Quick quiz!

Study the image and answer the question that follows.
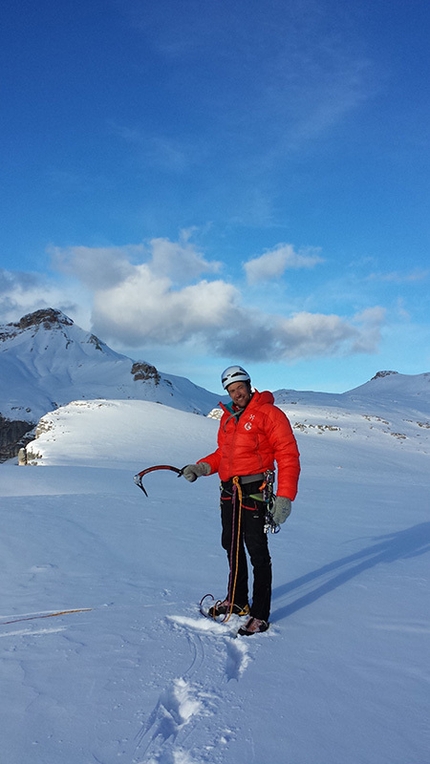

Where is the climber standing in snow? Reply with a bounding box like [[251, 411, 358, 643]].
[[182, 365, 300, 635]]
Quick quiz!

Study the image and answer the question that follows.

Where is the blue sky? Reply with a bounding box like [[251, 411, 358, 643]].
[[1, 0, 429, 394]]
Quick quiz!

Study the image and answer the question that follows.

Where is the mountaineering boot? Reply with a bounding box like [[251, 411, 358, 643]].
[[237, 616, 269, 636], [208, 598, 250, 618]]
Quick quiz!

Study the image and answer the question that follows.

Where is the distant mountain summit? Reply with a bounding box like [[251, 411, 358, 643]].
[[0, 308, 220, 460], [346, 369, 430, 402], [0, 308, 113, 368], [4, 307, 73, 333]]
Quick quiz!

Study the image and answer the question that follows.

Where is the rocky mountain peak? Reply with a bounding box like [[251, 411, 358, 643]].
[[0, 308, 74, 343], [17, 308, 74, 331], [370, 370, 398, 380]]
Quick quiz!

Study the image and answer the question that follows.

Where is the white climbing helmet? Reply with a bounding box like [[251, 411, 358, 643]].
[[221, 365, 251, 390]]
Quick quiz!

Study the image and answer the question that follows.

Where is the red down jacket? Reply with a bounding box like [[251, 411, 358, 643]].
[[199, 390, 300, 500]]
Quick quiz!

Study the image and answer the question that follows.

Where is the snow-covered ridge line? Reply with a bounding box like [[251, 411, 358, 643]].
[[1, 308, 430, 464], [19, 388, 430, 468]]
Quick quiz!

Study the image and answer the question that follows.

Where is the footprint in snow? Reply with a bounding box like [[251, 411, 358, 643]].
[[134, 677, 207, 761]]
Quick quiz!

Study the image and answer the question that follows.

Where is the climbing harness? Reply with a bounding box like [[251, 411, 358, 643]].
[[133, 464, 184, 496]]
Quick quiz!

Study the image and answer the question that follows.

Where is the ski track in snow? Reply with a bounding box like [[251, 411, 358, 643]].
[[0, 626, 67, 638], [133, 614, 259, 764]]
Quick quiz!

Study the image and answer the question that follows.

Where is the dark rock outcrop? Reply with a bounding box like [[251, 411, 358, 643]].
[[131, 361, 161, 385], [0, 416, 35, 462]]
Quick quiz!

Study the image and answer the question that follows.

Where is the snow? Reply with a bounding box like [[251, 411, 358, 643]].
[[1, 382, 430, 764]]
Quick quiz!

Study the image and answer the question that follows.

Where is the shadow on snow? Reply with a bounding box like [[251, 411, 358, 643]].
[[271, 522, 430, 622]]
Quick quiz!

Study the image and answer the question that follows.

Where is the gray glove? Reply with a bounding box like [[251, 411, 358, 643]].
[[182, 462, 211, 482], [270, 496, 292, 525]]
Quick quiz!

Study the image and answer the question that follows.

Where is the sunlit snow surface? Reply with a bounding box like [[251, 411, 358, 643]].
[[1, 379, 429, 764]]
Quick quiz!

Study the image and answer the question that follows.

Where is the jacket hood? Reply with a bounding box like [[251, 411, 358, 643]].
[[255, 389, 275, 405]]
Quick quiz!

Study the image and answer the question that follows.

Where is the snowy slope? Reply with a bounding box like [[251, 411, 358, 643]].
[[0, 308, 220, 422], [0, 383, 429, 764]]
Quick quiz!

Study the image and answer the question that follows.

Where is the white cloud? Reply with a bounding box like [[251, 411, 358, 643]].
[[0, 268, 90, 328], [51, 234, 221, 290], [149, 234, 222, 282], [349, 307, 386, 354], [213, 308, 385, 362], [79, 237, 383, 362], [1, 236, 386, 365], [244, 243, 323, 284], [276, 311, 356, 358], [50, 244, 139, 290], [92, 267, 239, 345]]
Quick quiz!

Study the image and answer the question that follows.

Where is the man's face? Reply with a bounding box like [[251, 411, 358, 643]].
[[227, 381, 252, 408]]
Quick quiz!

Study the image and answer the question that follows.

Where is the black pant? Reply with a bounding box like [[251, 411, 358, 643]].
[[220, 482, 272, 622]]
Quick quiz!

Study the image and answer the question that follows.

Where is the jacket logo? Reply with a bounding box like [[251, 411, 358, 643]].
[[244, 415, 255, 431]]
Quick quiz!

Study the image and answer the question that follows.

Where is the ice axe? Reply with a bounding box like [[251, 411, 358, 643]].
[[133, 464, 184, 496]]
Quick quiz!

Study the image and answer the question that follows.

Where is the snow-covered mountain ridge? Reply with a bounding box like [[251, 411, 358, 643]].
[[22, 385, 430, 468], [271, 370, 430, 458], [2, 309, 430, 423], [2, 308, 430, 464]]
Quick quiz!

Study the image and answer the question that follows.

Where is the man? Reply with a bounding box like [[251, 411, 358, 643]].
[[183, 365, 300, 635]]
